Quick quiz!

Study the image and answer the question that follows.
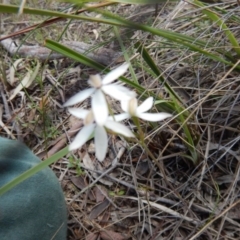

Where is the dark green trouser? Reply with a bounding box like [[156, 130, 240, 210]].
[[0, 137, 67, 240]]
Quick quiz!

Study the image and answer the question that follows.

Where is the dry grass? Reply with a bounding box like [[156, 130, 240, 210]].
[[1, 1, 240, 239]]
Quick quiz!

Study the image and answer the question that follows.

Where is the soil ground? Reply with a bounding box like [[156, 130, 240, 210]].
[[1, 1, 240, 239]]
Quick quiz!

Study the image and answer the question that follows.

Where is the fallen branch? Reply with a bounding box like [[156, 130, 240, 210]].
[[0, 37, 123, 65]]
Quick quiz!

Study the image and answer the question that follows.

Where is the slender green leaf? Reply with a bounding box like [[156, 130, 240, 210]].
[[68, 0, 176, 4], [134, 41, 183, 104], [0, 147, 69, 196], [0, 4, 237, 67], [45, 39, 175, 112], [114, 26, 139, 84], [0, 6, 223, 52], [92, 8, 237, 67], [193, 0, 240, 56], [134, 42, 198, 163]]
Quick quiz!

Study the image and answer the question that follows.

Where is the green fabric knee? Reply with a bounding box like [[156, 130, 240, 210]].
[[0, 137, 67, 240]]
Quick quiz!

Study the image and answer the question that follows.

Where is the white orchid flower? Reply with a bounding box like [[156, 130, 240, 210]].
[[68, 108, 135, 162], [114, 97, 172, 122], [63, 63, 136, 126]]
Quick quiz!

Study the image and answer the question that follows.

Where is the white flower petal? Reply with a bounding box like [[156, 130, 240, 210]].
[[102, 84, 136, 101], [105, 120, 135, 138], [63, 88, 95, 107], [91, 90, 108, 126], [69, 123, 95, 150], [68, 108, 89, 119], [120, 100, 129, 112], [137, 112, 172, 122], [88, 74, 102, 88], [108, 113, 131, 122], [136, 97, 153, 114], [94, 125, 108, 162], [102, 63, 129, 85]]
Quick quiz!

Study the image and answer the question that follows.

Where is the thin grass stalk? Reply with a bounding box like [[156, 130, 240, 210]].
[[0, 147, 69, 196], [1, 4, 238, 69], [193, 0, 240, 56]]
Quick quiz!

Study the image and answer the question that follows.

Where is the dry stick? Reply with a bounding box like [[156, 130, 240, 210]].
[[187, 60, 240, 239], [194, 126, 210, 203], [0, 2, 121, 65], [144, 144, 188, 209], [216, 145, 240, 237], [0, 84, 11, 119], [148, 59, 240, 153], [69, 142, 126, 204], [80, 163, 143, 190], [46, 120, 83, 157], [189, 198, 240, 240], [0, 105, 15, 138], [118, 196, 199, 225], [140, 60, 240, 232], [0, 85, 16, 139], [0, 37, 122, 66], [69, 163, 118, 204], [0, 1, 114, 42]]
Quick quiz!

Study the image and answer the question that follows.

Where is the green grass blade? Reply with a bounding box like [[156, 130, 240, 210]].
[[91, 8, 236, 63], [193, 0, 240, 56], [45, 39, 175, 112], [173, 100, 198, 164], [0, 4, 238, 67], [134, 42, 198, 163], [69, 0, 177, 3], [45, 38, 146, 89], [134, 41, 183, 104], [45, 39, 106, 69], [0, 147, 69, 196], [113, 26, 139, 84]]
